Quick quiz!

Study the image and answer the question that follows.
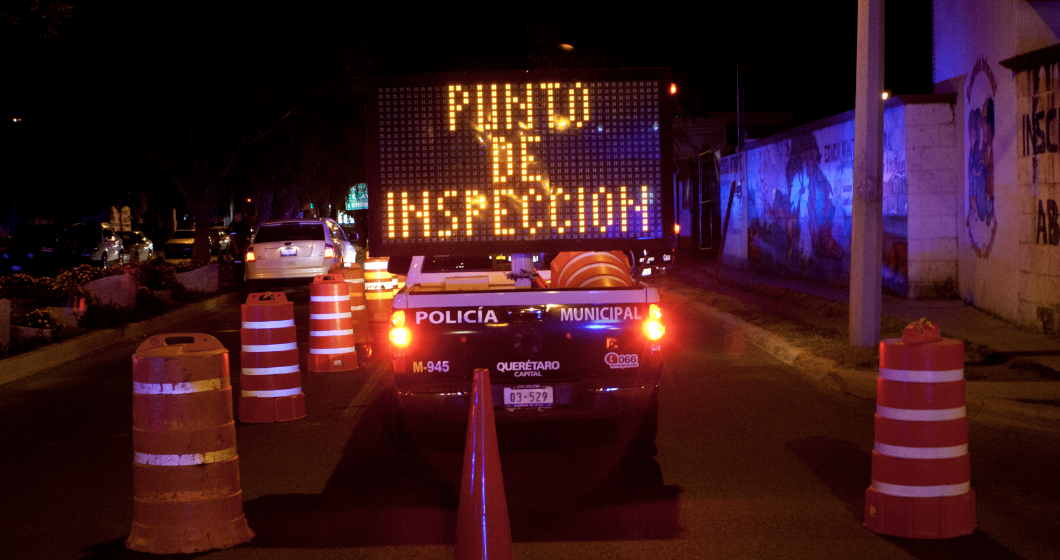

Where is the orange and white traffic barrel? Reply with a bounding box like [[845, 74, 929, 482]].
[[864, 319, 975, 538], [127, 333, 254, 554], [550, 251, 634, 288], [307, 274, 357, 372], [329, 263, 372, 345], [364, 257, 397, 322], [239, 292, 306, 423]]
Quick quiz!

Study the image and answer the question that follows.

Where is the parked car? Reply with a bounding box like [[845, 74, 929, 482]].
[[58, 222, 123, 269], [163, 229, 198, 259], [209, 226, 230, 254], [119, 230, 154, 264], [245, 218, 357, 284], [0, 224, 63, 276]]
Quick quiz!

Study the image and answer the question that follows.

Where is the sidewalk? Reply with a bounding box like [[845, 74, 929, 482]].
[[657, 261, 1060, 430]]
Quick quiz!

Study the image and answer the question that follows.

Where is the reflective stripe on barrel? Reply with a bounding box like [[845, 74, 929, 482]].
[[135, 446, 238, 467]]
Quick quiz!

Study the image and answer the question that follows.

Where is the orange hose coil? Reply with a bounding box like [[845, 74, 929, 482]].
[[550, 251, 634, 288], [307, 274, 358, 372], [127, 333, 254, 554], [239, 292, 306, 423]]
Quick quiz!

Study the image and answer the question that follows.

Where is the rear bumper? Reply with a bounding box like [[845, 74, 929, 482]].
[[244, 260, 336, 281], [396, 381, 658, 422]]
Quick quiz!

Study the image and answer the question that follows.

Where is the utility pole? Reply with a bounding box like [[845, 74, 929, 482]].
[[850, 0, 884, 347]]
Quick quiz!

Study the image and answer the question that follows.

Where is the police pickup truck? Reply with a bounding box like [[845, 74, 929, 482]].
[[366, 68, 674, 444], [386, 252, 665, 437]]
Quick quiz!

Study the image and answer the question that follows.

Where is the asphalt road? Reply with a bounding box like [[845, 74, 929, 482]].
[[0, 286, 1058, 559]]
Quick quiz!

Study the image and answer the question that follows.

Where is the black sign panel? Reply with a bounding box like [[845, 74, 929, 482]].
[[366, 68, 674, 256]]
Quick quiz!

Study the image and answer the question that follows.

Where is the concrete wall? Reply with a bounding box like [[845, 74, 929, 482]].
[[934, 0, 1060, 329], [905, 103, 962, 299], [717, 102, 908, 294], [716, 97, 961, 299], [1014, 62, 1060, 334]]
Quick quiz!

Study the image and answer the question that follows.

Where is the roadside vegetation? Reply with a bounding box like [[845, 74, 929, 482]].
[[0, 257, 232, 358]]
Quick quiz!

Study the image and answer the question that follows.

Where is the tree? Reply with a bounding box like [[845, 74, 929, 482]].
[[0, 0, 75, 38], [122, 5, 375, 261]]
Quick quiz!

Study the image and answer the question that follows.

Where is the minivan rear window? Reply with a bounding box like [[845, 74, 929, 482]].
[[254, 223, 326, 243]]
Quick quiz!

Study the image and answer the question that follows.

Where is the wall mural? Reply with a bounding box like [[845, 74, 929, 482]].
[[745, 114, 908, 294], [966, 56, 998, 258]]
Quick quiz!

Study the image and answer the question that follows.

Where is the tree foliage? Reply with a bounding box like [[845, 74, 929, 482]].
[[0, 0, 74, 38], [125, 6, 371, 260]]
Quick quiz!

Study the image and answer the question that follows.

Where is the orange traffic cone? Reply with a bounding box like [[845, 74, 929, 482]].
[[864, 319, 976, 538], [454, 368, 513, 560], [239, 292, 306, 423], [127, 333, 254, 554]]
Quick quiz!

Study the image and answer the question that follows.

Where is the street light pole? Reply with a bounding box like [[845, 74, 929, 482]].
[[850, 0, 885, 347]]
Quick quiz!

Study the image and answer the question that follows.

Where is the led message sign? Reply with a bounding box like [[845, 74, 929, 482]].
[[366, 69, 673, 256]]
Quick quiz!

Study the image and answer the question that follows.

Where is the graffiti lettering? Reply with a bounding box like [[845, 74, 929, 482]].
[[1038, 199, 1060, 245], [821, 140, 854, 164], [1034, 96, 1046, 155], [1021, 95, 1060, 156]]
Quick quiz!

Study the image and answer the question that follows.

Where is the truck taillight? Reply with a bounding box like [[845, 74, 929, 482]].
[[646, 303, 665, 340], [390, 310, 408, 346]]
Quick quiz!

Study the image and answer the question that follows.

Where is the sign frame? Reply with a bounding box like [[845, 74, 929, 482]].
[[366, 68, 674, 256]]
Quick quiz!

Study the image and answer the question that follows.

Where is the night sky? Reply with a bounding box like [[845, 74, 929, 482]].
[[0, 1, 932, 227]]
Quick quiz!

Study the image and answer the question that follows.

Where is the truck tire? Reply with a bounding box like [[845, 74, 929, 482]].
[[628, 398, 658, 457]]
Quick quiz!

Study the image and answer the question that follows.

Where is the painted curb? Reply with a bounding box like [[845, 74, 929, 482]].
[[693, 298, 1060, 426], [0, 291, 240, 387]]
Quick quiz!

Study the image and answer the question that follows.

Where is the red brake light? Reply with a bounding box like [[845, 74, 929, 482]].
[[390, 327, 408, 346], [324, 244, 336, 259], [646, 304, 665, 340]]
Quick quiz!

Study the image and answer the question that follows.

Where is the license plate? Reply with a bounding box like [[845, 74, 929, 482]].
[[503, 385, 553, 408], [280, 247, 297, 256]]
